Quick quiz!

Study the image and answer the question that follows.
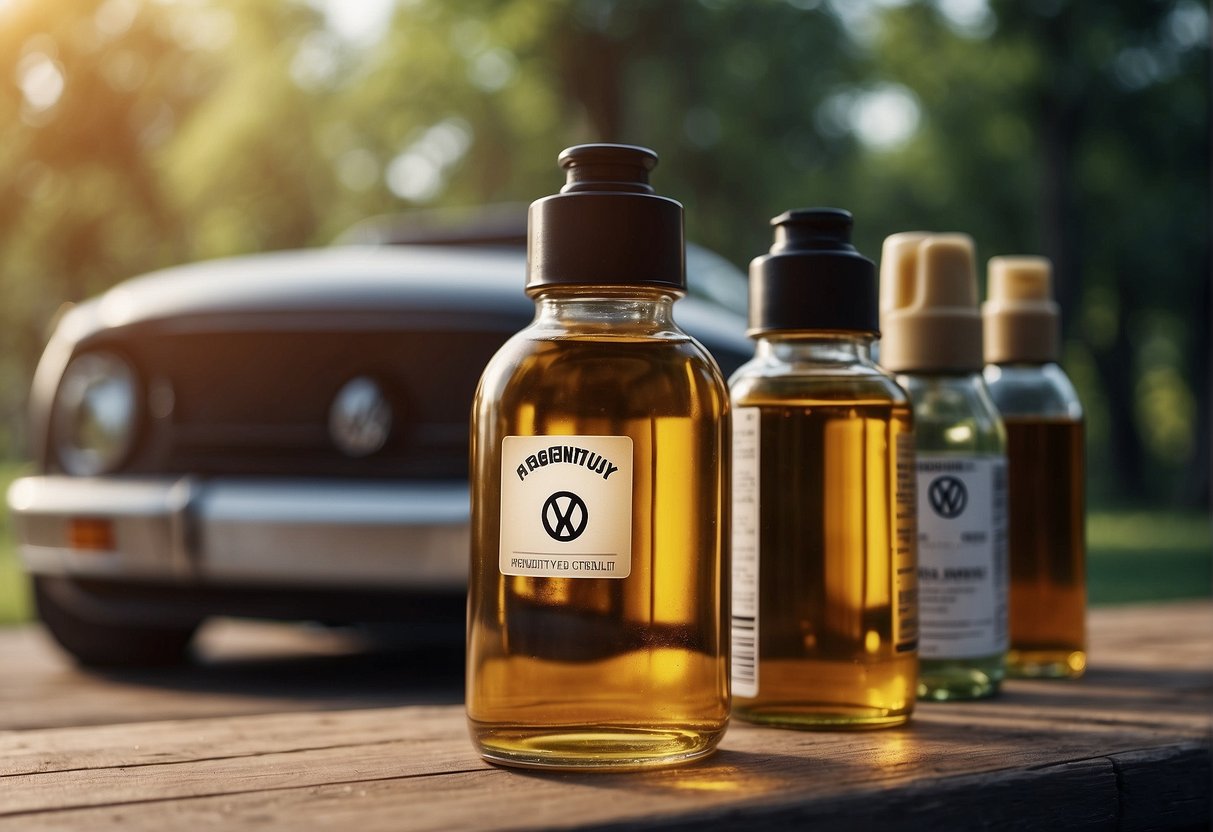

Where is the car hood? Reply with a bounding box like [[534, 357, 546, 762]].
[[55, 244, 748, 346], [58, 246, 533, 341], [29, 244, 752, 469]]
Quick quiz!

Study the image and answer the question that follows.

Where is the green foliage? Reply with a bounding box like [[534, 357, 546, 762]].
[[0, 0, 1206, 509], [161, 0, 338, 257]]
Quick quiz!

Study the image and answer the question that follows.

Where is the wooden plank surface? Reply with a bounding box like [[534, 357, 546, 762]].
[[0, 620, 464, 731], [0, 601, 1209, 830]]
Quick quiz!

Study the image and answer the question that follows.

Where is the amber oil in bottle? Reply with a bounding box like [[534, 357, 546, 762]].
[[880, 233, 1008, 701], [983, 256, 1086, 679], [467, 145, 730, 770], [730, 209, 918, 728]]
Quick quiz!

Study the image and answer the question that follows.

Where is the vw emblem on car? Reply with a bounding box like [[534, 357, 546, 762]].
[[329, 377, 392, 457]]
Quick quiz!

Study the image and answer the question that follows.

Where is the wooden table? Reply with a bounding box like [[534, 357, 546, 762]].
[[1, 601, 1209, 831]]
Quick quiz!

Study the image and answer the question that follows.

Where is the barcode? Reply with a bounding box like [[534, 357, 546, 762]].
[[731, 615, 757, 697], [991, 459, 1009, 649], [894, 431, 919, 648]]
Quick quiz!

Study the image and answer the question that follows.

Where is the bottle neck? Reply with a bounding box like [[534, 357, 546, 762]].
[[754, 333, 877, 367], [531, 287, 681, 336], [899, 370, 986, 390], [990, 360, 1050, 370]]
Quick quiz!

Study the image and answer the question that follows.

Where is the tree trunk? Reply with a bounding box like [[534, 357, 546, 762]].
[[1089, 269, 1148, 501], [1180, 255, 1211, 508], [558, 25, 624, 141]]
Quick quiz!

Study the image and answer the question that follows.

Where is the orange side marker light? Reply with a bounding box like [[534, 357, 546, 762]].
[[68, 518, 115, 552]]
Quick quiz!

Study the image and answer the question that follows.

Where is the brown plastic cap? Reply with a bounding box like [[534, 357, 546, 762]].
[[983, 256, 1060, 364], [879, 233, 983, 373]]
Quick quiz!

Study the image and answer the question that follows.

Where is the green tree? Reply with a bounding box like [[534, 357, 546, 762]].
[[337, 0, 867, 263], [159, 0, 337, 258], [0, 0, 331, 449], [0, 0, 198, 445], [861, 0, 1209, 505]]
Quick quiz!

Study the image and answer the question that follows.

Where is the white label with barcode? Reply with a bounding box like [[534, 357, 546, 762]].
[[915, 454, 1008, 659], [730, 407, 760, 697], [895, 431, 919, 652]]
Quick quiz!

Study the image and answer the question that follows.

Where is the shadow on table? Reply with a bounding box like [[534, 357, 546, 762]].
[[87, 620, 465, 707]]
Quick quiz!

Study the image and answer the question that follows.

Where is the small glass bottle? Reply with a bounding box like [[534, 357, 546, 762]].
[[466, 144, 730, 770], [880, 233, 1008, 701], [982, 256, 1086, 679], [729, 209, 918, 729]]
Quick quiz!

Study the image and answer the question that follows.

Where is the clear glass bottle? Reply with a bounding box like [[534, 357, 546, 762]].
[[466, 144, 730, 770], [880, 233, 1008, 700], [983, 256, 1086, 679], [730, 209, 917, 729]]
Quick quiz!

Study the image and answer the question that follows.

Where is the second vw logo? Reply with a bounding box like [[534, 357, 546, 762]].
[[542, 491, 589, 542], [927, 475, 968, 519]]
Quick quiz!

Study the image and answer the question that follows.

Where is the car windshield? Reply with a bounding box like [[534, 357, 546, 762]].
[[686, 244, 747, 315]]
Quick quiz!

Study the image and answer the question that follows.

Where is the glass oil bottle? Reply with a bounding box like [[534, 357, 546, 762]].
[[729, 209, 918, 729], [466, 144, 730, 770], [982, 256, 1086, 679], [880, 233, 1008, 701]]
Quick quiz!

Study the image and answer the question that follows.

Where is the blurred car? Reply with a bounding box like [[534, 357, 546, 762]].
[[6, 215, 751, 666]]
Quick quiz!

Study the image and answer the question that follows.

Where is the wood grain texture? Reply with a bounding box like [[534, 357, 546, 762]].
[[0, 601, 1208, 831]]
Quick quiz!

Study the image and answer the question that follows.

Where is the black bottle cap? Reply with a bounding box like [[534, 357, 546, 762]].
[[526, 144, 685, 293], [747, 208, 879, 336]]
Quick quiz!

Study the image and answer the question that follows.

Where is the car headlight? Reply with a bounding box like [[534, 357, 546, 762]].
[[52, 351, 139, 476]]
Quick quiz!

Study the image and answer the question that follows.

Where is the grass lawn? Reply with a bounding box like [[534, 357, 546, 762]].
[[1086, 510, 1212, 605], [0, 461, 32, 625], [0, 459, 1208, 625]]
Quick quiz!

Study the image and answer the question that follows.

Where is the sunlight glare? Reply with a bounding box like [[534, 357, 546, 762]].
[[94, 0, 139, 38], [386, 118, 473, 203], [849, 85, 920, 150], [17, 52, 65, 112], [937, 0, 994, 37], [316, 0, 395, 45]]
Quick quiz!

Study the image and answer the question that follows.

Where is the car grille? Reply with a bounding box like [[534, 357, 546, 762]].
[[118, 327, 510, 480]]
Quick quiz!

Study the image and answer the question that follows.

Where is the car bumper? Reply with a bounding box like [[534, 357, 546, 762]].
[[6, 476, 470, 590]]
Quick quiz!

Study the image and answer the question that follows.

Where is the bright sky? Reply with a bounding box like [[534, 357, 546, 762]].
[[316, 0, 396, 44]]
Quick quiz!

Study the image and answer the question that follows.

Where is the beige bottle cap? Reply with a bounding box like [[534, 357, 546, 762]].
[[879, 233, 983, 373], [983, 256, 1060, 364]]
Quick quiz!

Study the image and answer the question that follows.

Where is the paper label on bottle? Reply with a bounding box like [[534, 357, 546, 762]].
[[499, 435, 633, 579], [916, 454, 1008, 659], [730, 407, 760, 697]]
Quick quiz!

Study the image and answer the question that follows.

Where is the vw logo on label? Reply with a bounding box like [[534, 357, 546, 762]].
[[542, 491, 589, 542], [329, 377, 392, 457], [928, 475, 968, 519]]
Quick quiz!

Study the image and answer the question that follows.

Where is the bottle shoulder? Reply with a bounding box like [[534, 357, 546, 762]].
[[730, 356, 909, 408], [897, 372, 1005, 454], [983, 363, 1084, 420], [474, 325, 728, 421]]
